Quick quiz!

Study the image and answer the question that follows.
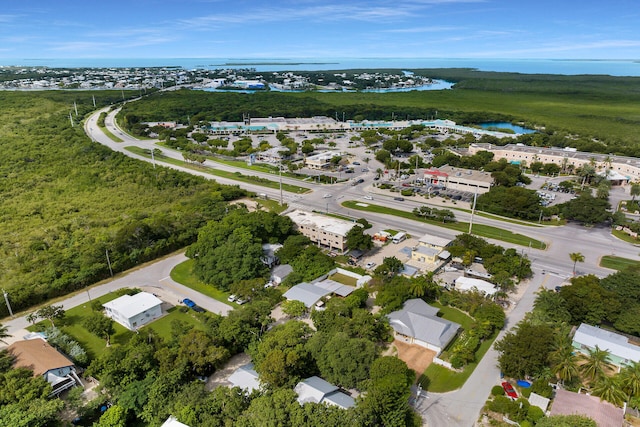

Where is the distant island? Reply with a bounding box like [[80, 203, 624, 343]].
[[213, 62, 339, 66]]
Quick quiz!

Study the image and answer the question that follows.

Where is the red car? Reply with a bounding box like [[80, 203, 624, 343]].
[[502, 382, 518, 399]]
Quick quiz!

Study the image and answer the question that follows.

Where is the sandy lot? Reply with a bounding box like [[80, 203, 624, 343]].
[[392, 339, 436, 379]]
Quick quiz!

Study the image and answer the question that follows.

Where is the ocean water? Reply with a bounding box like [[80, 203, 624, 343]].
[[1, 57, 639, 76]]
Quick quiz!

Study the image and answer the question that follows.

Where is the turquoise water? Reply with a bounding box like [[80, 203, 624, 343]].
[[478, 122, 536, 134], [1, 57, 639, 76]]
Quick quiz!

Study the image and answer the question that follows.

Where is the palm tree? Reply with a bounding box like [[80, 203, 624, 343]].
[[620, 361, 640, 398], [569, 252, 585, 276], [630, 183, 640, 202], [580, 345, 613, 382], [0, 323, 10, 345], [550, 345, 580, 383], [590, 375, 628, 406]]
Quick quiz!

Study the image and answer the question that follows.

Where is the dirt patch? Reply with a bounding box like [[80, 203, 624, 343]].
[[392, 339, 436, 379], [207, 352, 251, 391]]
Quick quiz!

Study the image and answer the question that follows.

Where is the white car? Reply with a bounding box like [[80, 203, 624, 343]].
[[323, 193, 332, 198], [365, 262, 376, 269], [227, 294, 237, 302], [364, 195, 373, 200]]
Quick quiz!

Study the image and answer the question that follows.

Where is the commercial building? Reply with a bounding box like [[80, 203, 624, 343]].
[[304, 151, 343, 170], [468, 143, 640, 184], [103, 292, 163, 331], [286, 210, 357, 252], [424, 166, 493, 194]]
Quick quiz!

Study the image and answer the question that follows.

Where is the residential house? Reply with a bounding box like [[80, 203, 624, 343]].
[[294, 376, 355, 409], [453, 276, 497, 297], [103, 292, 163, 331], [228, 363, 261, 393], [283, 280, 355, 308], [387, 299, 460, 354], [161, 416, 191, 427], [286, 210, 357, 252], [572, 323, 640, 369], [8, 338, 82, 396]]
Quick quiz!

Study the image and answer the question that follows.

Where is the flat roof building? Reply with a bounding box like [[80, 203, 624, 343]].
[[286, 209, 357, 252], [103, 292, 163, 331], [424, 165, 493, 194], [573, 323, 640, 369], [304, 151, 343, 170]]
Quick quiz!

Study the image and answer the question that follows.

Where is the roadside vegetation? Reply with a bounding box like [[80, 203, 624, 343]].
[[0, 91, 248, 317]]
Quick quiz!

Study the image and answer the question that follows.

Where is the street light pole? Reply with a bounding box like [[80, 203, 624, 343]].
[[279, 162, 284, 206], [3, 289, 14, 317], [468, 188, 478, 234]]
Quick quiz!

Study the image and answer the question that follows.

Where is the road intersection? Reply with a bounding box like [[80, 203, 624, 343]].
[[67, 107, 640, 425]]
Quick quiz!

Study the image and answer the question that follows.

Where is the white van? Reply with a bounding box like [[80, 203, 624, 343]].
[[392, 232, 406, 244]]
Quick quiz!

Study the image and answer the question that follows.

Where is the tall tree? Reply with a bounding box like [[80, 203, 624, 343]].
[[631, 183, 640, 202], [620, 361, 640, 398], [35, 305, 65, 327], [590, 375, 628, 406], [549, 341, 579, 384], [0, 324, 10, 345], [580, 345, 613, 383], [569, 252, 585, 275], [83, 313, 115, 346]]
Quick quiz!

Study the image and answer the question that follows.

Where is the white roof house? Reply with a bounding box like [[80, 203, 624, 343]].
[[228, 363, 261, 393], [387, 299, 460, 354], [161, 416, 190, 427], [103, 292, 163, 331], [294, 376, 355, 409], [453, 276, 497, 296], [283, 281, 355, 308], [573, 323, 640, 368]]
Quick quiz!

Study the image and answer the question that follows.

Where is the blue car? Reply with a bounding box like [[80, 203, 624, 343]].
[[182, 298, 196, 308]]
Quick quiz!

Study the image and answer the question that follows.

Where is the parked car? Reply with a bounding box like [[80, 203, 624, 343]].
[[353, 161, 361, 165], [236, 298, 249, 305], [227, 294, 237, 302], [192, 305, 205, 313], [502, 382, 518, 399], [365, 262, 376, 269], [182, 298, 196, 308]]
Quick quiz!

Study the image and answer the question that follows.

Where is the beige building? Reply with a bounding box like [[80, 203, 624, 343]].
[[424, 165, 493, 194], [411, 233, 452, 265], [285, 210, 357, 252], [468, 143, 639, 184], [304, 151, 343, 170]]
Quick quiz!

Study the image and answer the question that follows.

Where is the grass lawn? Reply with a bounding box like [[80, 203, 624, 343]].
[[419, 330, 499, 392], [329, 272, 358, 287], [125, 146, 309, 194], [342, 200, 546, 249], [612, 228, 639, 244], [98, 123, 124, 143], [431, 302, 474, 330], [258, 198, 288, 213], [146, 306, 205, 342], [27, 292, 133, 359], [170, 259, 238, 307], [600, 255, 640, 271]]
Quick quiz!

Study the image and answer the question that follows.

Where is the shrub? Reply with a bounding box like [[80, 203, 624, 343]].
[[527, 405, 544, 423], [491, 385, 505, 396], [45, 327, 88, 366]]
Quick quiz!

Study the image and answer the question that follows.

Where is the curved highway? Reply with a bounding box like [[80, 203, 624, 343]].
[[87, 104, 640, 426]]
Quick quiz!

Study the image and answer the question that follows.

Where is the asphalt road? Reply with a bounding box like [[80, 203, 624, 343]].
[[2, 252, 232, 340], [86, 106, 640, 426]]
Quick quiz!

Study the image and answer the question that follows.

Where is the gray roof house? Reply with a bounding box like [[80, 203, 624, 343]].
[[283, 281, 355, 308], [228, 363, 261, 393], [387, 299, 461, 354], [572, 323, 640, 368], [294, 376, 355, 409]]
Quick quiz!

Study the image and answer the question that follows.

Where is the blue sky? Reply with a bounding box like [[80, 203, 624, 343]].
[[1, 0, 639, 60]]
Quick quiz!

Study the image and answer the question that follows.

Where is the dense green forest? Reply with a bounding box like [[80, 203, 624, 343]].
[[119, 70, 640, 156], [0, 91, 245, 316]]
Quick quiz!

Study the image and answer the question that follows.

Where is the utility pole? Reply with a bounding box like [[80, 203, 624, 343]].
[[73, 101, 78, 116], [69, 111, 74, 127], [3, 289, 13, 317], [151, 149, 156, 169], [106, 249, 114, 277], [92, 95, 96, 107]]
